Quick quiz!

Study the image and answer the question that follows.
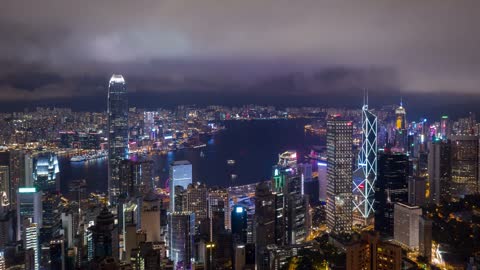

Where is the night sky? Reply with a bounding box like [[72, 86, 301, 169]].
[[1, 1, 479, 116]]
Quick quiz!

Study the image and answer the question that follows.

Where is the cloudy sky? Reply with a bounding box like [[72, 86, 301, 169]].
[[0, 0, 479, 110]]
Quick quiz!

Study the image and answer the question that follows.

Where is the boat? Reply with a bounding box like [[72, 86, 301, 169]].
[[193, 143, 207, 149], [70, 150, 107, 162], [227, 159, 235, 165]]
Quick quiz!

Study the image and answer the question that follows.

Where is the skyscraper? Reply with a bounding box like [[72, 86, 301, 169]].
[[32, 152, 60, 193], [16, 187, 42, 241], [168, 212, 195, 269], [24, 219, 40, 270], [394, 102, 408, 151], [326, 116, 353, 235], [427, 139, 452, 205], [89, 207, 117, 260], [0, 151, 9, 207], [107, 74, 129, 205], [450, 135, 479, 198], [374, 151, 409, 236], [354, 93, 377, 221], [169, 160, 192, 212], [231, 205, 248, 244], [393, 203, 421, 249]]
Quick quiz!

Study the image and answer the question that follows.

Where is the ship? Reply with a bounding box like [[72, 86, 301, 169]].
[[227, 159, 235, 165], [70, 150, 107, 162]]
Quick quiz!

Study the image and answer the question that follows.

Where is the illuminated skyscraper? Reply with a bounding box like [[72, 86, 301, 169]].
[[24, 219, 40, 270], [168, 212, 195, 269], [32, 152, 60, 193], [169, 161, 192, 212], [450, 135, 479, 198], [394, 101, 408, 151], [107, 74, 129, 205], [16, 188, 42, 241], [354, 93, 377, 221], [0, 151, 9, 207], [326, 116, 353, 235]]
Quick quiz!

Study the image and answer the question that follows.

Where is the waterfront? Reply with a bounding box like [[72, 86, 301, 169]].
[[59, 119, 324, 195]]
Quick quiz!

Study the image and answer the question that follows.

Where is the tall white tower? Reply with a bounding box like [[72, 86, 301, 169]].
[[353, 91, 377, 220]]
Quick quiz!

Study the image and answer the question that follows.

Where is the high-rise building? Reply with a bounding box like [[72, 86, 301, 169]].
[[16, 187, 42, 241], [0, 250, 5, 270], [119, 159, 154, 198], [8, 149, 26, 207], [374, 151, 409, 236], [32, 152, 60, 193], [89, 207, 117, 260], [168, 212, 195, 269], [0, 151, 9, 208], [141, 192, 161, 242], [24, 219, 40, 270], [231, 205, 248, 244], [419, 215, 432, 263], [169, 161, 192, 212], [440, 115, 451, 139], [450, 135, 479, 198], [326, 117, 353, 235], [50, 239, 65, 270], [185, 183, 208, 223], [354, 95, 377, 222], [394, 102, 408, 151], [108, 74, 129, 205], [346, 231, 402, 270], [318, 161, 327, 202], [254, 182, 276, 269], [428, 140, 452, 205], [393, 203, 422, 249]]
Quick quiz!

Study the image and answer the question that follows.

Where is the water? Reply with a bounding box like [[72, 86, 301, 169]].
[[59, 119, 324, 195]]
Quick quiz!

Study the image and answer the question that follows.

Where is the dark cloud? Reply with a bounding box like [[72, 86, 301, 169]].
[[0, 0, 479, 103]]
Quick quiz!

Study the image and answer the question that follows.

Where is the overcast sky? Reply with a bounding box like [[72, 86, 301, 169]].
[[0, 0, 479, 104]]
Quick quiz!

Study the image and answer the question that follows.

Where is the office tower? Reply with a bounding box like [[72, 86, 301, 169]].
[[440, 115, 451, 139], [272, 165, 287, 193], [130, 242, 161, 270], [141, 192, 161, 242], [168, 212, 195, 269], [393, 203, 422, 249], [0, 211, 14, 248], [408, 176, 426, 206], [169, 160, 192, 212], [185, 183, 208, 223], [16, 187, 42, 240], [394, 102, 407, 151], [450, 135, 479, 198], [419, 215, 432, 263], [318, 161, 327, 202], [326, 117, 353, 235], [124, 225, 146, 262], [254, 182, 276, 269], [108, 74, 129, 205], [24, 219, 40, 270], [50, 239, 65, 270], [374, 151, 409, 236], [119, 160, 154, 198], [208, 189, 229, 230], [41, 193, 63, 245], [231, 206, 248, 244], [285, 176, 308, 244], [428, 140, 452, 205], [8, 149, 26, 207], [354, 95, 377, 222], [89, 207, 117, 260], [0, 152, 9, 207], [346, 231, 402, 270], [32, 152, 60, 193]]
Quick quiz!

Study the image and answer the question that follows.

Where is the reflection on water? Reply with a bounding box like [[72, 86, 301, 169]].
[[59, 119, 324, 195]]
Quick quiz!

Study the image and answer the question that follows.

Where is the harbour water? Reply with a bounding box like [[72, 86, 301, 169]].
[[59, 119, 324, 195]]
